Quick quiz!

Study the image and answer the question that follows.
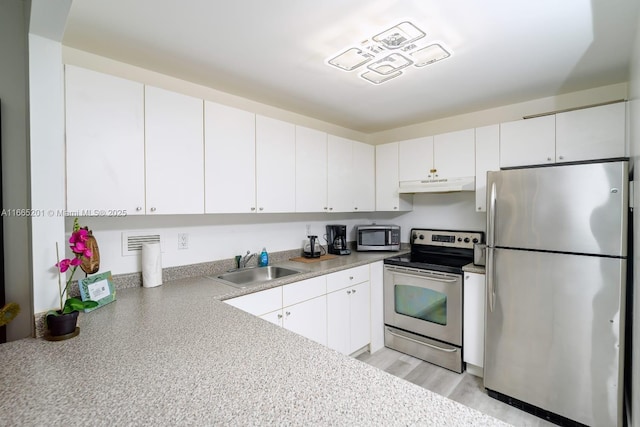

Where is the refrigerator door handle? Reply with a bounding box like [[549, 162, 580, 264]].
[[488, 180, 496, 247], [487, 246, 495, 312]]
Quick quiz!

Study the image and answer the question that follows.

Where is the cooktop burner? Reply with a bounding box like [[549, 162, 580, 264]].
[[384, 228, 484, 274]]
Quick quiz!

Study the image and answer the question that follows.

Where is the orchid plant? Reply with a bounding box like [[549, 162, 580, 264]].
[[49, 218, 98, 316]]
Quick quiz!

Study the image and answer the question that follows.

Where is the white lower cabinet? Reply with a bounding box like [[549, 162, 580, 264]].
[[326, 265, 371, 355], [282, 296, 327, 346], [225, 276, 327, 346], [224, 265, 375, 355], [225, 286, 281, 317], [463, 272, 485, 376]]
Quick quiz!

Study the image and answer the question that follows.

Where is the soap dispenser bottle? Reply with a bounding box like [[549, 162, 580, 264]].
[[259, 247, 269, 267]]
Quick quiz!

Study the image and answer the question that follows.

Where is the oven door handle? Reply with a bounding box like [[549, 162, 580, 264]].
[[386, 328, 458, 353], [386, 269, 458, 283]]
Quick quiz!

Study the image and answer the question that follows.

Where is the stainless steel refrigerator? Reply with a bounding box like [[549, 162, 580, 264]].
[[484, 160, 628, 426]]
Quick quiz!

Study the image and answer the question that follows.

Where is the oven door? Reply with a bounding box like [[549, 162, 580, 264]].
[[383, 265, 462, 346]]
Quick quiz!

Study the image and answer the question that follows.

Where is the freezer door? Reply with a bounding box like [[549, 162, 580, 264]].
[[484, 248, 625, 426], [487, 161, 628, 257]]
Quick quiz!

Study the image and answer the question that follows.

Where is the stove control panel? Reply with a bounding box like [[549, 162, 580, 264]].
[[411, 229, 484, 250]]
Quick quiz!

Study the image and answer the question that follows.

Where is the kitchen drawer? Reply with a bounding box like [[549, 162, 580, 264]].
[[225, 286, 282, 316], [326, 265, 369, 293], [283, 276, 327, 307]]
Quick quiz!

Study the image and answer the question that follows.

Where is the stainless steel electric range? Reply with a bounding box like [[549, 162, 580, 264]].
[[383, 228, 483, 373]]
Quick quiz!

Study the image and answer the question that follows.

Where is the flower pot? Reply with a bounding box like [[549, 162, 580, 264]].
[[45, 310, 80, 340]]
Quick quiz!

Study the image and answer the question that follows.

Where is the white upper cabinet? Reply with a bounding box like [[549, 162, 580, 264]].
[[555, 102, 626, 162], [398, 130, 474, 182], [204, 101, 256, 213], [352, 141, 375, 212], [433, 129, 475, 179], [398, 136, 434, 181], [295, 126, 328, 213], [500, 115, 556, 168], [375, 142, 412, 212], [327, 135, 375, 212], [145, 86, 204, 214], [256, 115, 296, 213], [65, 65, 145, 214], [500, 103, 626, 168], [327, 135, 355, 212], [474, 125, 500, 212]]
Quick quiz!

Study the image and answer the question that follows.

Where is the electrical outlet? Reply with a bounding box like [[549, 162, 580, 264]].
[[178, 233, 189, 250]]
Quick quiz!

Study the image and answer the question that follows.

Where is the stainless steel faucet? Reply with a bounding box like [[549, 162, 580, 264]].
[[239, 250, 256, 269]]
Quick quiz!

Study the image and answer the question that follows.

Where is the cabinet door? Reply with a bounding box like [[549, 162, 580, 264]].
[[376, 142, 413, 212], [352, 141, 375, 212], [295, 126, 328, 212], [500, 115, 555, 167], [556, 102, 626, 163], [398, 136, 434, 181], [256, 115, 296, 213], [368, 261, 385, 353], [376, 142, 399, 211], [204, 101, 256, 213], [474, 125, 500, 212], [283, 295, 327, 346], [327, 135, 354, 212], [65, 65, 145, 214], [433, 129, 475, 179], [224, 286, 282, 316], [327, 288, 351, 354], [349, 281, 371, 353], [463, 272, 485, 370], [260, 309, 283, 327], [145, 86, 204, 214]]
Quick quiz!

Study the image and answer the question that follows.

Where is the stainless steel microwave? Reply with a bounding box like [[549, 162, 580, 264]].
[[356, 224, 401, 251]]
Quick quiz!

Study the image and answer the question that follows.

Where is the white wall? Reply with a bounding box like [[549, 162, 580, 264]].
[[0, 0, 31, 340], [69, 214, 373, 275], [28, 33, 67, 315], [628, 5, 640, 426]]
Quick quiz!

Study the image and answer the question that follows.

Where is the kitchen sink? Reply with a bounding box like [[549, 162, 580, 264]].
[[213, 266, 301, 288]]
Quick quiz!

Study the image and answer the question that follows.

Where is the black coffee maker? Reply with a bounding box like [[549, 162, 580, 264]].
[[326, 224, 351, 255]]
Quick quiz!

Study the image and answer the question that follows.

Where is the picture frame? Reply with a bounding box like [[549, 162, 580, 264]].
[[78, 271, 116, 312]]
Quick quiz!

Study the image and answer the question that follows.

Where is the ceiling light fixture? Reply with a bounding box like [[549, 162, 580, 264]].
[[327, 21, 452, 85]]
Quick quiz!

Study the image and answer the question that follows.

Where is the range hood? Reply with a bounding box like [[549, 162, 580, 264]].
[[398, 176, 475, 193]]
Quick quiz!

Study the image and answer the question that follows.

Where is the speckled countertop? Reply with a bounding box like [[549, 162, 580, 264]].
[[1, 253, 507, 426]]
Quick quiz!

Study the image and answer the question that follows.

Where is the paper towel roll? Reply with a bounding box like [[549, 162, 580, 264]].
[[141, 242, 163, 288]]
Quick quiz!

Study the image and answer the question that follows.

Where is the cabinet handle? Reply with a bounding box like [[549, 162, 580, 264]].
[[478, 207, 482, 211], [347, 290, 351, 295], [352, 289, 356, 294], [250, 207, 256, 211], [259, 207, 264, 211], [558, 155, 564, 160], [150, 207, 156, 212], [324, 207, 328, 210], [277, 314, 283, 319], [349, 276, 354, 280], [354, 207, 358, 210], [136, 206, 142, 212], [547, 157, 552, 161], [329, 207, 333, 211], [393, 206, 397, 210], [285, 311, 291, 316], [430, 168, 437, 173]]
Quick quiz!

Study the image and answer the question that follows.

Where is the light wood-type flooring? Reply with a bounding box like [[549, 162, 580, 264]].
[[356, 347, 555, 426]]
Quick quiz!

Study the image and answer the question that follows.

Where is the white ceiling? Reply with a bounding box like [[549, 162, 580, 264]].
[[62, 0, 640, 133]]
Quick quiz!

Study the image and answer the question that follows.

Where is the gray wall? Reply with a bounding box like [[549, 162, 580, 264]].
[[0, 0, 33, 340]]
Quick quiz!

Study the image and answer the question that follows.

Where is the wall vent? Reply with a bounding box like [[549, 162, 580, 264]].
[[121, 231, 163, 256]]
